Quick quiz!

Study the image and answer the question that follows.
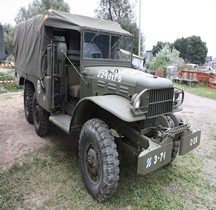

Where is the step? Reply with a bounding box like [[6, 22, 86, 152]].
[[49, 114, 72, 134]]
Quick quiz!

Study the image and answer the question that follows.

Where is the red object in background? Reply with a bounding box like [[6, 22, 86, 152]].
[[208, 78, 216, 89], [0, 63, 13, 67], [155, 69, 164, 77], [178, 70, 216, 90]]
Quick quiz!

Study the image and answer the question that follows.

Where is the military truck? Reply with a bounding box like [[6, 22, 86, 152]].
[[14, 10, 201, 202]]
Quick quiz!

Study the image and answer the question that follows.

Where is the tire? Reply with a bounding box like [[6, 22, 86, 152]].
[[166, 114, 180, 163], [32, 92, 49, 137], [171, 140, 180, 162], [79, 118, 119, 202], [24, 82, 34, 124]]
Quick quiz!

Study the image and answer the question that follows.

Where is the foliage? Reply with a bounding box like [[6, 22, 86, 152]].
[[173, 36, 208, 64], [95, 0, 134, 21], [15, 0, 70, 24], [95, 0, 144, 55], [1, 83, 22, 92], [118, 18, 145, 55], [147, 44, 185, 71], [152, 41, 173, 56], [0, 71, 21, 92], [3, 24, 14, 58], [0, 71, 14, 80]]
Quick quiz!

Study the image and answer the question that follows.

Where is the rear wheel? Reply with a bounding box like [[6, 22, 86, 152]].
[[32, 92, 49, 136], [24, 82, 34, 124], [79, 118, 119, 202]]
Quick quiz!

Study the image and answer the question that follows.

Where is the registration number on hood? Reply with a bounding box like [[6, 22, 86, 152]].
[[97, 71, 122, 82]]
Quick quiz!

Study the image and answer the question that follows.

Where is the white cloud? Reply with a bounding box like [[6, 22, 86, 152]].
[[0, 0, 30, 25], [141, 0, 216, 56]]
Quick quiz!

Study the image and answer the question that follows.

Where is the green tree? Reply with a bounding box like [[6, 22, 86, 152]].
[[15, 0, 70, 24], [95, 0, 144, 55], [173, 36, 208, 64], [118, 18, 144, 55], [152, 41, 173, 56], [3, 24, 14, 58], [172, 37, 187, 60], [146, 44, 185, 71], [95, 0, 134, 21]]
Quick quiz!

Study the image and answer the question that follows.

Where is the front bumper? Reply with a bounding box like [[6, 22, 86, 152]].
[[179, 129, 201, 155], [137, 129, 201, 175]]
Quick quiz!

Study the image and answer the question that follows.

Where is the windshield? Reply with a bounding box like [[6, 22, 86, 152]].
[[83, 31, 133, 61]]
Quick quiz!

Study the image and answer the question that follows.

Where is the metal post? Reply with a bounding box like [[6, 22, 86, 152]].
[[138, 0, 142, 56]]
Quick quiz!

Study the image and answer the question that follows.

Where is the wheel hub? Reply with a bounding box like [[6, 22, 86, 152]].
[[86, 145, 100, 182]]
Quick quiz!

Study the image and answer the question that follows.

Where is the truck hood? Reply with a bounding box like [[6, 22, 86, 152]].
[[83, 66, 173, 90]]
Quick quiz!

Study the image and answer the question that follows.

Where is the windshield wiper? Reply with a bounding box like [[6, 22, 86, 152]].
[[84, 31, 100, 57], [111, 35, 124, 49], [89, 31, 100, 44]]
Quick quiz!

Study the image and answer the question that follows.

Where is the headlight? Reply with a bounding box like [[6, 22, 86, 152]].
[[134, 97, 141, 109], [173, 90, 179, 101], [131, 89, 148, 115], [173, 88, 184, 107], [131, 93, 141, 109]]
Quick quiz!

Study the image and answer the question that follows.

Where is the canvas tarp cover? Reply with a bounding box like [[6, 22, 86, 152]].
[[45, 10, 132, 35], [13, 10, 132, 77], [13, 15, 45, 77]]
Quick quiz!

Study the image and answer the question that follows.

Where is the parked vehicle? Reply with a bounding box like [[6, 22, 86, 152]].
[[14, 10, 201, 202], [165, 65, 178, 81], [0, 24, 5, 61], [186, 63, 198, 69]]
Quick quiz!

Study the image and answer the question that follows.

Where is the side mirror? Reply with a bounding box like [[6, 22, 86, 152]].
[[57, 42, 67, 60]]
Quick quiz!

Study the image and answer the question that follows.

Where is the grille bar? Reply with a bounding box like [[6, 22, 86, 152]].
[[147, 88, 174, 118]]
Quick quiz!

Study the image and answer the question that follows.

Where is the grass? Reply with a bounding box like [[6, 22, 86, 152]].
[[208, 127, 216, 159], [0, 142, 215, 210], [0, 71, 22, 93], [0, 72, 14, 80], [174, 82, 216, 100]]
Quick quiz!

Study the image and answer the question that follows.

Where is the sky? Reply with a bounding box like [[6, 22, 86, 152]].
[[0, 0, 215, 57]]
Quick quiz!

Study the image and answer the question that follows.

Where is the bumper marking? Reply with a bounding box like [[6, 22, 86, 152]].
[[137, 141, 172, 175], [179, 130, 201, 155]]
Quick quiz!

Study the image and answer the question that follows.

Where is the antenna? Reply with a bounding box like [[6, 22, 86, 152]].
[[138, 0, 142, 56]]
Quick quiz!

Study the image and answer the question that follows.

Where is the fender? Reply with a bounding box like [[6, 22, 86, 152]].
[[71, 95, 147, 129]]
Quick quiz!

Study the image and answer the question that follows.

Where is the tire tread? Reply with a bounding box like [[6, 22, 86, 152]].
[[79, 118, 119, 202]]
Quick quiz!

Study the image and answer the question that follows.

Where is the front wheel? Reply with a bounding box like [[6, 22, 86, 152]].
[[79, 118, 119, 202], [32, 92, 49, 137]]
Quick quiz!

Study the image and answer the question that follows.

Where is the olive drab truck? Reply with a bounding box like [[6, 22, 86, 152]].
[[14, 10, 201, 202]]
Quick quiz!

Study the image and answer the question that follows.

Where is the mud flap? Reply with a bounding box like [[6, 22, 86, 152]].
[[137, 141, 173, 175], [179, 130, 201, 155]]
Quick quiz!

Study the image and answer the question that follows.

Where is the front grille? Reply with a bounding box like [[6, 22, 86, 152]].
[[147, 88, 174, 118]]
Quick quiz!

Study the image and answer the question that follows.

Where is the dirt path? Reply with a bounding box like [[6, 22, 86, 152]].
[[180, 92, 216, 185], [0, 92, 48, 170], [182, 92, 216, 157], [0, 90, 215, 177], [0, 91, 74, 171]]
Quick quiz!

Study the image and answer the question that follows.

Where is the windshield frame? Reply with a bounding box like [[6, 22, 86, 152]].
[[82, 30, 133, 63]]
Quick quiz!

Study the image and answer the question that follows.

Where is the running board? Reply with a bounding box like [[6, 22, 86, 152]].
[[49, 114, 71, 134]]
